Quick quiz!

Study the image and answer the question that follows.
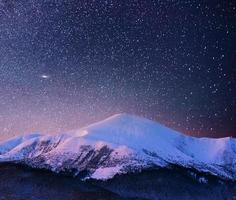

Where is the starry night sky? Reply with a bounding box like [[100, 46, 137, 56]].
[[0, 0, 236, 139]]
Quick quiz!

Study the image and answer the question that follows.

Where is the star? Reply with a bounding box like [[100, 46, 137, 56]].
[[40, 74, 50, 79], [0, 0, 235, 139]]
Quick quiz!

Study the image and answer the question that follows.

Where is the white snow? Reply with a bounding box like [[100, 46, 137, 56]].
[[90, 166, 124, 180], [0, 133, 42, 154], [75, 114, 236, 165], [0, 113, 235, 180], [76, 114, 187, 160]]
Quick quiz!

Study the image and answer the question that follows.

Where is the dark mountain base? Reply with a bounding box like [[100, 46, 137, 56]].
[[0, 163, 137, 200], [0, 163, 235, 200], [93, 167, 236, 200]]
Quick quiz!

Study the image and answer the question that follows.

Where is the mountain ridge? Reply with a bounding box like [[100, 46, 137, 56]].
[[0, 113, 235, 181]]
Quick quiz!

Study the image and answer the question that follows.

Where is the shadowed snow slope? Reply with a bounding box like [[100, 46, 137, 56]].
[[0, 114, 236, 180], [0, 133, 42, 154], [77, 114, 236, 165]]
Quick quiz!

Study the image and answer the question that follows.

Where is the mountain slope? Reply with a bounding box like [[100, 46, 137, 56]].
[[0, 114, 235, 181]]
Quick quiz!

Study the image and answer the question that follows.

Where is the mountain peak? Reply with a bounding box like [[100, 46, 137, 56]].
[[74, 113, 182, 152], [107, 113, 145, 120], [1, 114, 236, 181], [97, 113, 155, 125]]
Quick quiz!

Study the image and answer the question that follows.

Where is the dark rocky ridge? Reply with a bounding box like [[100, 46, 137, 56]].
[[0, 163, 235, 200], [0, 163, 138, 200], [94, 167, 236, 200]]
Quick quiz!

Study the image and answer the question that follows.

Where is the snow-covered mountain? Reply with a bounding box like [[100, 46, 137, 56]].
[[0, 114, 235, 181]]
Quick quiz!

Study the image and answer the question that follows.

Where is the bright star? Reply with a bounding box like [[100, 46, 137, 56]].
[[40, 74, 50, 79]]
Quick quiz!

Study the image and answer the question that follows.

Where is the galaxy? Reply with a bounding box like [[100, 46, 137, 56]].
[[0, 0, 235, 139]]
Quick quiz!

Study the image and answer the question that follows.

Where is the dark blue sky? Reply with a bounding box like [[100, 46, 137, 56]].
[[0, 0, 235, 138]]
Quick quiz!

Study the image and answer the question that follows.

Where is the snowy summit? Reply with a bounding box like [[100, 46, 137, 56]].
[[0, 114, 235, 181]]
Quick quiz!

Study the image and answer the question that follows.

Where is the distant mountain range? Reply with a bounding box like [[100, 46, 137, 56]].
[[0, 113, 236, 181]]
